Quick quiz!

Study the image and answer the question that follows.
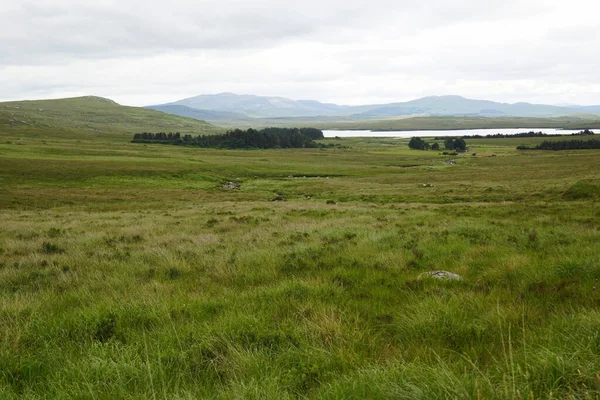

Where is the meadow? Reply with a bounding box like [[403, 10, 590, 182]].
[[1, 125, 600, 399], [213, 115, 600, 131]]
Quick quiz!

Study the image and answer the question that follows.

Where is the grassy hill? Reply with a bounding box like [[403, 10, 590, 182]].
[[316, 115, 600, 131], [203, 114, 600, 131], [0, 96, 222, 138]]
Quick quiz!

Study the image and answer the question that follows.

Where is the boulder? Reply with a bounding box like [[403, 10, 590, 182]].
[[222, 182, 240, 190], [418, 270, 462, 281]]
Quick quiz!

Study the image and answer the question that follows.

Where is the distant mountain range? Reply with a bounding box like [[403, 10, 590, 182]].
[[147, 93, 600, 121]]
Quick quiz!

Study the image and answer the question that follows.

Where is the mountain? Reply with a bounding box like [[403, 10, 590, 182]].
[[147, 104, 250, 121], [355, 96, 573, 117], [149, 93, 600, 120], [577, 105, 600, 114], [0, 96, 220, 136], [158, 92, 351, 118]]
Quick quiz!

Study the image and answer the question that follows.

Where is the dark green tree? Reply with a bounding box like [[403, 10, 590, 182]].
[[454, 138, 467, 151], [409, 137, 426, 150]]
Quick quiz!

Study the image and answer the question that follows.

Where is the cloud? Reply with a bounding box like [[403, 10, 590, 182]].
[[1, 0, 599, 105]]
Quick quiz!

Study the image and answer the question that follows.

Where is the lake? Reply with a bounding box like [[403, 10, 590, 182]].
[[323, 128, 586, 138]]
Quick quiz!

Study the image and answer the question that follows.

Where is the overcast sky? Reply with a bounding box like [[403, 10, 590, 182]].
[[2, 0, 599, 106]]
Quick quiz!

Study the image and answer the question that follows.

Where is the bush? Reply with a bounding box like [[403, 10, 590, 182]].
[[408, 137, 429, 150], [518, 139, 600, 151], [563, 182, 600, 200], [41, 242, 65, 254], [94, 313, 117, 343], [443, 138, 467, 152]]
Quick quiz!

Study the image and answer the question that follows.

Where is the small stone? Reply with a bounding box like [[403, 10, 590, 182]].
[[222, 182, 240, 190], [418, 270, 462, 281]]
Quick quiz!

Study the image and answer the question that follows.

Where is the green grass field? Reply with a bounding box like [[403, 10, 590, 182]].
[[1, 103, 600, 398], [0, 96, 222, 138], [212, 114, 600, 131]]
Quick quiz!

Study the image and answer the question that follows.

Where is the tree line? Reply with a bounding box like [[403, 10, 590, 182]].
[[459, 131, 548, 139], [517, 139, 600, 151], [436, 129, 594, 140], [132, 128, 326, 149], [409, 137, 466, 151]]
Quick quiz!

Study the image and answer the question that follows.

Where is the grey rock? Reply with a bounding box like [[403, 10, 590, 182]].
[[222, 181, 240, 190], [418, 270, 462, 281]]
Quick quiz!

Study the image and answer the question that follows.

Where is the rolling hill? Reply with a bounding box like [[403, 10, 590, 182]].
[[0, 96, 221, 137], [149, 93, 600, 120], [147, 104, 250, 121], [156, 92, 352, 118], [354, 96, 573, 117]]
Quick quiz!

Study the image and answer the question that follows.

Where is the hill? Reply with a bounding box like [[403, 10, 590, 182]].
[[150, 93, 600, 119], [0, 96, 221, 137], [315, 115, 600, 131], [355, 95, 573, 117], [160, 92, 351, 118], [577, 105, 600, 114], [146, 104, 250, 121]]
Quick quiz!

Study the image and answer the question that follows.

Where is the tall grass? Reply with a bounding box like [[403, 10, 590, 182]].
[[1, 129, 600, 398]]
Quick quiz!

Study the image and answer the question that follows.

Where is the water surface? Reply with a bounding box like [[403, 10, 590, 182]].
[[323, 128, 586, 138]]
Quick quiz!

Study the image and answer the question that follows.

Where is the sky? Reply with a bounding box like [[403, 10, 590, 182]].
[[2, 0, 599, 106]]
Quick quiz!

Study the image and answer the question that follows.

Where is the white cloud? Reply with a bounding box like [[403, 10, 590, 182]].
[[1, 0, 599, 105]]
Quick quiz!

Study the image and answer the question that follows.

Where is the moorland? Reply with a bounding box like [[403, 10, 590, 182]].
[[1, 97, 600, 399]]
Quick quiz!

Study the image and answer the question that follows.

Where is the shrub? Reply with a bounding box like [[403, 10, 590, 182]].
[[408, 137, 430, 150], [206, 218, 219, 228], [47, 227, 66, 238], [167, 267, 182, 280], [41, 241, 65, 254], [94, 313, 117, 343], [563, 182, 600, 200]]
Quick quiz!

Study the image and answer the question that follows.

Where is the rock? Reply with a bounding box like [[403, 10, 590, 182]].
[[418, 270, 462, 281], [222, 182, 240, 190], [446, 160, 456, 165]]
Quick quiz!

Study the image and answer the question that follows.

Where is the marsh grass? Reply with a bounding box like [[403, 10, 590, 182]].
[[1, 129, 600, 398]]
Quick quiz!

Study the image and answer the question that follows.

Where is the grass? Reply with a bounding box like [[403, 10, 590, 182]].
[[0, 96, 222, 138], [325, 115, 600, 131], [210, 114, 600, 131], [1, 113, 600, 398]]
